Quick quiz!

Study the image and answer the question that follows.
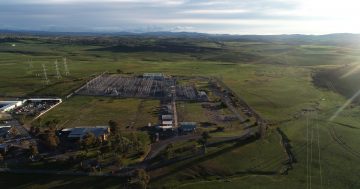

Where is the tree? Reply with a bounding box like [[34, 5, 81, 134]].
[[111, 133, 124, 154], [132, 169, 150, 189], [129, 133, 142, 153], [81, 132, 96, 150], [29, 126, 35, 135], [35, 127, 41, 136], [47, 135, 59, 150], [201, 131, 210, 142], [29, 144, 38, 157], [108, 120, 119, 134], [52, 119, 60, 130], [100, 142, 112, 154], [198, 131, 211, 154], [114, 155, 124, 168], [164, 144, 174, 160], [130, 181, 147, 189], [76, 152, 87, 168], [29, 126, 41, 136], [41, 129, 59, 150], [215, 126, 225, 132], [0, 153, 4, 162], [116, 69, 123, 74], [35, 117, 43, 127], [9, 127, 19, 137], [191, 144, 198, 154]]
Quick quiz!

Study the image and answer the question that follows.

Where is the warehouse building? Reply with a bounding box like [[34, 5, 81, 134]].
[[0, 101, 24, 113], [60, 126, 110, 142], [179, 122, 197, 133], [143, 73, 164, 80]]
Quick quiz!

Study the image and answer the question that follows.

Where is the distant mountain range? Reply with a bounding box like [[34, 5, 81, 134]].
[[1, 29, 359, 46]]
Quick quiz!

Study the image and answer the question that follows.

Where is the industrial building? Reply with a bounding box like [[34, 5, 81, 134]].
[[60, 126, 110, 142], [161, 114, 173, 121], [0, 101, 24, 113], [179, 122, 197, 133], [0, 125, 11, 138], [143, 73, 165, 80], [157, 112, 175, 131]]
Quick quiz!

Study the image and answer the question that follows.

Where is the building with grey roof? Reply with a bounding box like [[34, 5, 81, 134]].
[[61, 126, 110, 142]]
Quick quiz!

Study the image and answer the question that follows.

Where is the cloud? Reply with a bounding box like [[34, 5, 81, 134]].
[[8, 0, 187, 6], [179, 9, 251, 14], [0, 0, 359, 34]]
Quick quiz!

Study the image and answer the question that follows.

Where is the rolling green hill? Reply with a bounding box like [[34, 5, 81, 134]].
[[1, 33, 360, 189]]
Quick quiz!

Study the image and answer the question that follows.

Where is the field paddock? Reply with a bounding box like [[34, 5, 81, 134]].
[[37, 96, 160, 129], [0, 38, 360, 189]]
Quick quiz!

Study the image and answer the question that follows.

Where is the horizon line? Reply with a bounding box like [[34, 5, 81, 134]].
[[0, 29, 359, 36]]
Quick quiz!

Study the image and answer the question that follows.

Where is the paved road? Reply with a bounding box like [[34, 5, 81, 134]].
[[212, 86, 252, 137], [144, 80, 256, 161]]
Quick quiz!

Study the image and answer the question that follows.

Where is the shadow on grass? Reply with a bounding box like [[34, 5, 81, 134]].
[[0, 173, 127, 189], [150, 134, 260, 182]]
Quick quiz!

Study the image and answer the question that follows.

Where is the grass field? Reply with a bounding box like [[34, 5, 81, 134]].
[[1, 37, 360, 189], [37, 96, 159, 129], [0, 173, 125, 189]]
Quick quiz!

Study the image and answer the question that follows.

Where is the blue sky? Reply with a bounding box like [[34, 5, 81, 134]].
[[0, 0, 359, 34]]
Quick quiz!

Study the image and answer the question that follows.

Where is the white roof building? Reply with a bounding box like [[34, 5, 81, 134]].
[[0, 101, 24, 112], [162, 120, 173, 126]]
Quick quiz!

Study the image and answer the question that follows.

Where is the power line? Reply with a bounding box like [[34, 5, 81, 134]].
[[63, 57, 70, 76], [42, 63, 50, 85], [316, 112, 323, 189], [310, 111, 314, 189], [306, 112, 309, 189], [28, 58, 33, 69], [54, 59, 62, 79]]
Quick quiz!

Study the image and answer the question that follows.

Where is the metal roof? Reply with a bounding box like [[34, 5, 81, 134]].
[[162, 114, 173, 120], [65, 126, 109, 139], [180, 122, 197, 131], [162, 121, 173, 125], [143, 73, 164, 77], [180, 122, 197, 126]]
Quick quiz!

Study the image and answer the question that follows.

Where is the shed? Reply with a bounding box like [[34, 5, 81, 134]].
[[162, 120, 173, 126], [179, 122, 197, 132], [63, 126, 110, 141], [162, 114, 173, 121]]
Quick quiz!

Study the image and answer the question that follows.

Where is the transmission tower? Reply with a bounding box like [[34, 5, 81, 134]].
[[29, 58, 33, 69], [42, 63, 50, 85], [54, 60, 62, 79], [63, 57, 70, 76]]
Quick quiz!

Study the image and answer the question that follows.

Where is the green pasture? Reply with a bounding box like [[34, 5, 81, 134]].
[[1, 38, 360, 189]]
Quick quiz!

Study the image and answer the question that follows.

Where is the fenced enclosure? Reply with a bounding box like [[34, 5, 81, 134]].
[[75, 74, 204, 101]]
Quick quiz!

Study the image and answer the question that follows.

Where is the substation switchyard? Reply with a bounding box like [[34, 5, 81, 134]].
[[75, 73, 206, 101]]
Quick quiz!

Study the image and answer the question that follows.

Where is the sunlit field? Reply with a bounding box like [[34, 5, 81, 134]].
[[1, 37, 360, 189]]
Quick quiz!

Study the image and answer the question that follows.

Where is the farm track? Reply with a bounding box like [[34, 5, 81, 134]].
[[326, 80, 360, 158], [315, 112, 323, 189], [128, 99, 145, 129], [328, 124, 360, 158], [240, 90, 278, 108]]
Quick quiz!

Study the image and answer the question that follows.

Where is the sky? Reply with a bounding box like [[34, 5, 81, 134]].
[[0, 0, 359, 34]]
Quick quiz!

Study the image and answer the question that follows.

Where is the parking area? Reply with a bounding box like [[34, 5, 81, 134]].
[[14, 99, 62, 117]]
